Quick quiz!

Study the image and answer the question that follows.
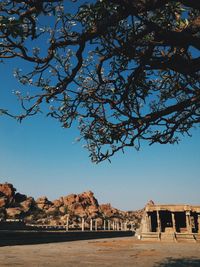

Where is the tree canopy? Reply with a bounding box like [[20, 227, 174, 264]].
[[0, 0, 200, 162]]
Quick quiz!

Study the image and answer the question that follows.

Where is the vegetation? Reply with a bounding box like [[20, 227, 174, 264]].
[[0, 0, 199, 162]]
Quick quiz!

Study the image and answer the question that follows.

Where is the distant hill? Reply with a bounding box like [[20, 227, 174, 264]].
[[0, 182, 143, 229]]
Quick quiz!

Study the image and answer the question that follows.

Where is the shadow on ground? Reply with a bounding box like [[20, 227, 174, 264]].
[[0, 230, 133, 246], [155, 257, 200, 267]]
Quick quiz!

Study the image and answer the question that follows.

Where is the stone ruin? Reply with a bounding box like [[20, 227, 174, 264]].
[[139, 201, 200, 242]]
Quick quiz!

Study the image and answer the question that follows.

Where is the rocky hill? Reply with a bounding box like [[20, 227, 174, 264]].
[[0, 183, 143, 229]]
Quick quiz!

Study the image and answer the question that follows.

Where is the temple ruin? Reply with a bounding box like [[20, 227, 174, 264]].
[[140, 201, 200, 242]]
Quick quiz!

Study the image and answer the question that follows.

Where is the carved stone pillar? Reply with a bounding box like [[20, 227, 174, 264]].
[[66, 215, 69, 231], [124, 222, 128, 231], [103, 220, 106, 230], [112, 221, 115, 230], [131, 223, 134, 231], [90, 219, 93, 231], [157, 211, 161, 232], [148, 213, 152, 232], [186, 211, 192, 233], [172, 212, 176, 232], [95, 219, 98, 231], [108, 220, 111, 231], [81, 217, 85, 231], [198, 214, 200, 233], [146, 213, 152, 232]]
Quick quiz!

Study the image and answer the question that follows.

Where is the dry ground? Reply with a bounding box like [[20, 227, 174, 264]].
[[0, 237, 200, 267]]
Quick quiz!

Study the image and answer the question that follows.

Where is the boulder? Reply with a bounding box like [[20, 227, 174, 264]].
[[82, 191, 99, 207], [52, 199, 63, 208], [24, 214, 35, 223], [60, 214, 69, 223], [20, 197, 35, 212], [6, 207, 23, 218], [0, 183, 16, 198], [46, 206, 58, 216], [100, 203, 125, 219], [0, 197, 7, 208], [59, 206, 67, 214], [87, 205, 99, 217], [0, 208, 6, 220], [62, 194, 77, 206], [0, 183, 16, 205], [15, 192, 27, 203], [36, 196, 52, 210], [72, 203, 85, 216]]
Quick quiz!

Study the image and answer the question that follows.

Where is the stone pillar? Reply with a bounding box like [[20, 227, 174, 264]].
[[193, 213, 198, 233], [123, 222, 126, 231], [186, 211, 192, 233], [197, 214, 200, 233], [112, 221, 115, 231], [90, 219, 93, 231], [66, 215, 69, 231], [172, 212, 176, 232], [148, 213, 152, 232], [125, 222, 128, 231], [103, 220, 106, 231], [81, 217, 85, 232], [146, 213, 150, 232], [116, 222, 119, 231], [108, 220, 111, 231], [157, 211, 161, 232], [95, 219, 98, 231]]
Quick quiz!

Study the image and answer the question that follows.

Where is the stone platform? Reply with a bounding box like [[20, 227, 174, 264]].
[[140, 232, 200, 242]]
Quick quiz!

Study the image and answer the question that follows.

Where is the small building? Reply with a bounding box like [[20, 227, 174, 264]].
[[140, 201, 200, 242]]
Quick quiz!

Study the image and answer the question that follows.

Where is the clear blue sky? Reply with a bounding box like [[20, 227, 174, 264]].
[[0, 3, 199, 210], [0, 83, 199, 210]]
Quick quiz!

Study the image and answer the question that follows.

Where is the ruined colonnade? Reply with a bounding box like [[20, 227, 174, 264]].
[[65, 216, 131, 232]]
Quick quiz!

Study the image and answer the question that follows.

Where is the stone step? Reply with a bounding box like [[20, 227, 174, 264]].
[[160, 233, 175, 242], [176, 233, 196, 243], [140, 232, 160, 241], [141, 232, 200, 243], [161, 235, 174, 239], [194, 234, 200, 242]]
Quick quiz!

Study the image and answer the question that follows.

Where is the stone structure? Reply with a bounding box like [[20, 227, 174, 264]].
[[140, 201, 200, 242]]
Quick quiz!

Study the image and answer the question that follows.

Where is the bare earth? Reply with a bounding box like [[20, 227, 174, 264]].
[[0, 237, 200, 267]]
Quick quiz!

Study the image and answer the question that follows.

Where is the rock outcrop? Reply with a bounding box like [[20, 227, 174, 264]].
[[0, 183, 16, 206], [36, 196, 53, 210], [6, 207, 23, 218], [0, 182, 143, 228]]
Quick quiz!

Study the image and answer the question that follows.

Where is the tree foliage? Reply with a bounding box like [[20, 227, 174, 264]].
[[0, 0, 200, 162]]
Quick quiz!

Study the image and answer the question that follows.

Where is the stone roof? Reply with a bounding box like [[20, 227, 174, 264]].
[[145, 204, 200, 213]]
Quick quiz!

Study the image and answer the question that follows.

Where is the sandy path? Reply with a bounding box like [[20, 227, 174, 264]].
[[0, 237, 200, 267]]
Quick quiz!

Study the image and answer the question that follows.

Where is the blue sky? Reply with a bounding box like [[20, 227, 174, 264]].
[[0, 3, 200, 210], [0, 98, 199, 210]]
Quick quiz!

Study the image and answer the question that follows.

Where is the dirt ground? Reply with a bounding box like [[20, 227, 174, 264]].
[[0, 236, 200, 267]]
